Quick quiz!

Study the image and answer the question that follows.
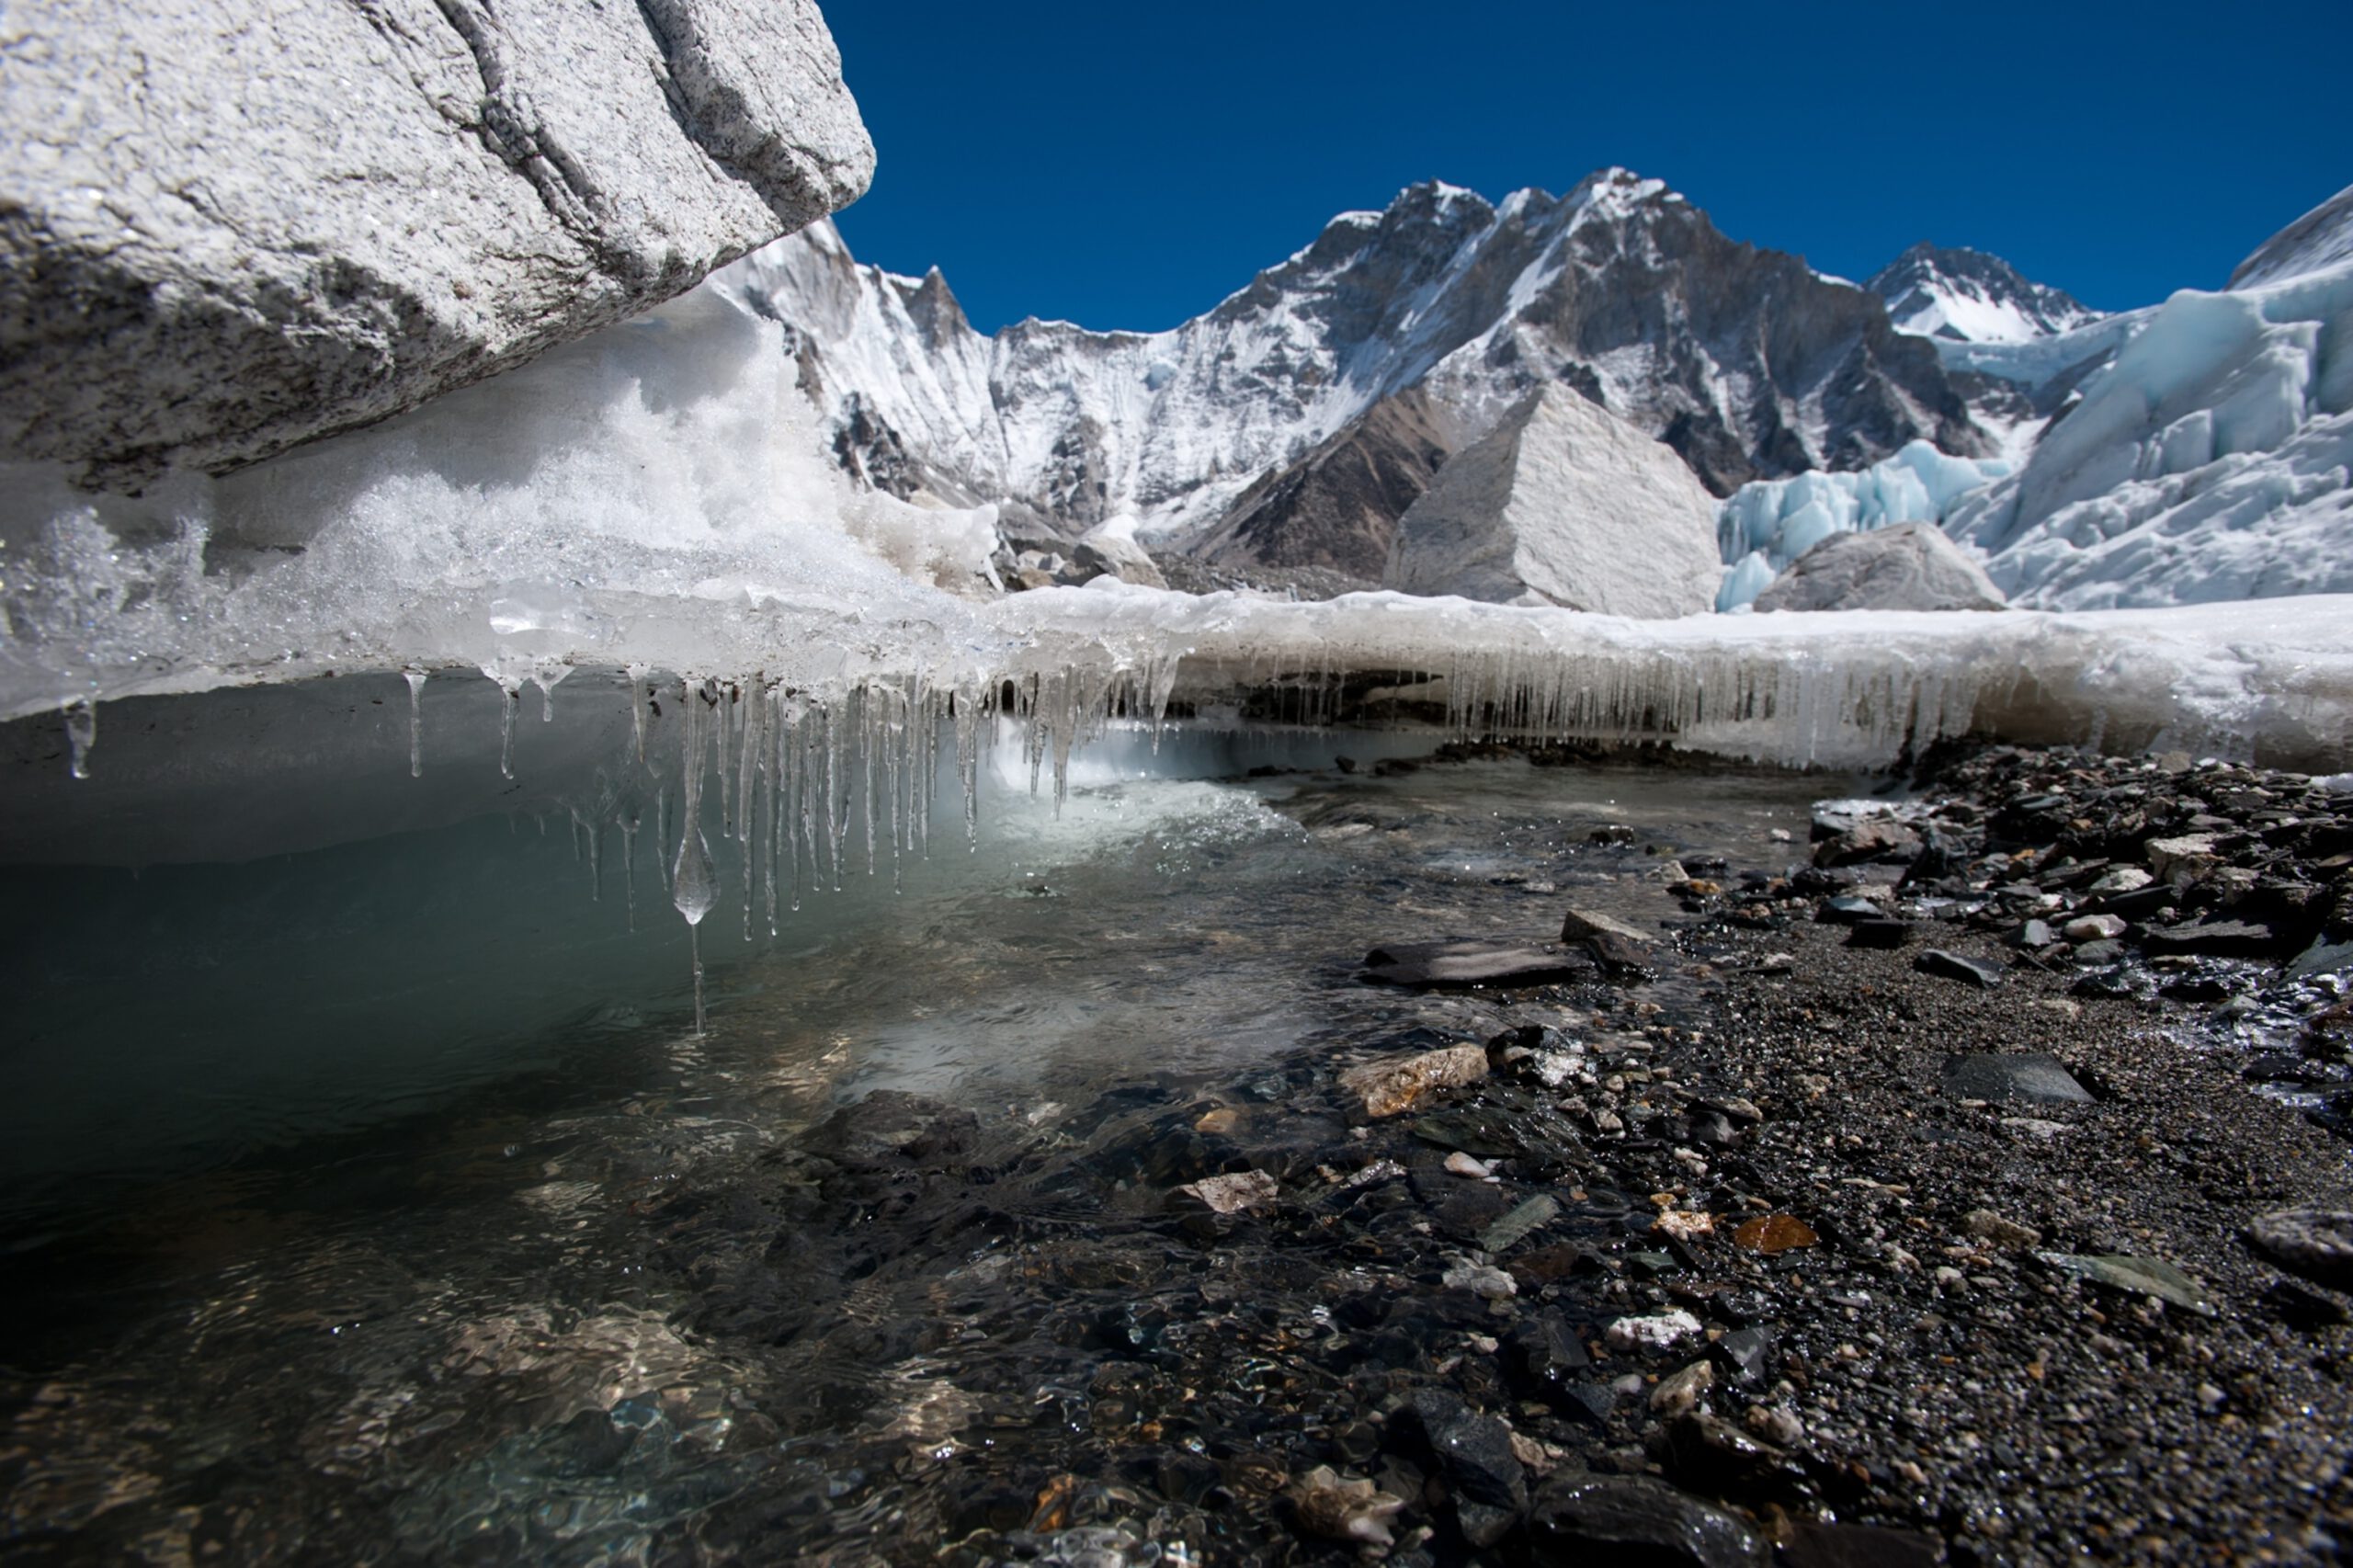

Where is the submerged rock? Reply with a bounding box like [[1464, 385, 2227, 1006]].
[[1362, 938, 1594, 988], [1525, 1471, 1768, 1568], [2, 0, 875, 481], [1338, 1043, 1490, 1118]]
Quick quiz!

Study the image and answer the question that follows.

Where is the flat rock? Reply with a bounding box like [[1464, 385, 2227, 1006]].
[[2245, 1207, 2353, 1289], [1942, 1052, 2093, 1104], [2038, 1252, 2216, 1316], [1362, 939, 1593, 988], [1915, 949, 2005, 987], [2, 0, 874, 481], [1525, 1472, 1768, 1568], [1559, 907, 1653, 945], [2144, 919, 2282, 958]]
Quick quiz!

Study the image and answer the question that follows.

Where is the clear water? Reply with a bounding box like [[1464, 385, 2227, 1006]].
[[0, 721, 1847, 1563]]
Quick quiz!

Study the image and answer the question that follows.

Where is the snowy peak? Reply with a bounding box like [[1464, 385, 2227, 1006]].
[[1868, 243, 2097, 344], [2231, 183, 2353, 290]]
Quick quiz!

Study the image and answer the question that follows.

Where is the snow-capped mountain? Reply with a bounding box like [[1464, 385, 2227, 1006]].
[[1867, 243, 2099, 345], [722, 169, 1989, 574]]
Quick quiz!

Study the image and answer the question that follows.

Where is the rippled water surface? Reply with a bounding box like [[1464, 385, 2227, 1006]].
[[0, 736, 1847, 1563]]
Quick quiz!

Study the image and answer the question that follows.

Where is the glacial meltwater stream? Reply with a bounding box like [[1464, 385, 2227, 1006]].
[[0, 673, 1850, 1564]]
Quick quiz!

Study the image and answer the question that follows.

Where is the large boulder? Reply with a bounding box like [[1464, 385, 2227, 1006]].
[[1383, 383, 1722, 616], [1753, 522, 2006, 612], [1, 0, 874, 484]]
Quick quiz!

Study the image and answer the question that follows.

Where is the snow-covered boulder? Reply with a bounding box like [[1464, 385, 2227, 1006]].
[[1383, 384, 1722, 616], [0, 0, 873, 483], [1072, 517, 1169, 590], [1752, 524, 2006, 613]]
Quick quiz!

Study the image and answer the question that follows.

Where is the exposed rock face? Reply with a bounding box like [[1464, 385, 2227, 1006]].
[[1868, 243, 2098, 345], [729, 170, 1990, 566], [0, 0, 873, 483], [1384, 384, 1722, 617], [1752, 524, 2006, 613]]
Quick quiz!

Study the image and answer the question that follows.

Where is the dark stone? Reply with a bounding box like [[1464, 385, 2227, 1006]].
[[2086, 883, 2177, 921], [1915, 949, 2004, 988], [1941, 1052, 2093, 1104], [1814, 895, 1883, 926], [1525, 1472, 1768, 1567], [551, 1409, 636, 1475], [1505, 1311, 1593, 1404], [1363, 939, 1594, 988], [1845, 919, 1912, 949], [2073, 938, 2127, 964], [1406, 1388, 1528, 1548], [1781, 1521, 1944, 1568], [1714, 1326, 1771, 1384], [2262, 1278, 2350, 1331], [1658, 1411, 1803, 1498]]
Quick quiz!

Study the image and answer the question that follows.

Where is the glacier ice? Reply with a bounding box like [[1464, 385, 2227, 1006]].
[[1713, 440, 2012, 608], [1944, 256, 2353, 608]]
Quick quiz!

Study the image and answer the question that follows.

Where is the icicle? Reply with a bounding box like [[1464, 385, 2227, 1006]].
[[714, 682, 733, 837], [494, 679, 520, 778], [656, 784, 673, 892], [824, 700, 847, 892], [580, 809, 602, 901], [620, 812, 638, 930], [674, 679, 719, 1036], [403, 667, 427, 778], [62, 697, 96, 779], [740, 686, 763, 940], [765, 690, 784, 935], [627, 663, 651, 767], [531, 656, 570, 722]]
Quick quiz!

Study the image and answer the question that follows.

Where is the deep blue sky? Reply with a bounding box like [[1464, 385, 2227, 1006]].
[[823, 0, 2347, 335]]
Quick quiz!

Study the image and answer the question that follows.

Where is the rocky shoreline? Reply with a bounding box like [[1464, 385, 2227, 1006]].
[[628, 743, 2353, 1566]]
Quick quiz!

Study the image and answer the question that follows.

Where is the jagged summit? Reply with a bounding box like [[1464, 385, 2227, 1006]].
[[1867, 242, 2099, 345]]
